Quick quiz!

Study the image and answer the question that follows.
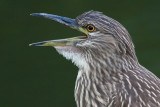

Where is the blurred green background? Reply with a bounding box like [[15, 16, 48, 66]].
[[1, 0, 160, 107]]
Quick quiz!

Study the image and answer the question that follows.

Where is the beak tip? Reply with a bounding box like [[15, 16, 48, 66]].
[[29, 43, 35, 46], [29, 42, 46, 46], [30, 13, 47, 17], [30, 13, 37, 16], [29, 43, 38, 46]]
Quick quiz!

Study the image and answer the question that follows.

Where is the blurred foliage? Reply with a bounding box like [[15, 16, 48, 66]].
[[0, 0, 160, 107]]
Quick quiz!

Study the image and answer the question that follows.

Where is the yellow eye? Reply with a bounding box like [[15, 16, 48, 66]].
[[86, 25, 95, 32]]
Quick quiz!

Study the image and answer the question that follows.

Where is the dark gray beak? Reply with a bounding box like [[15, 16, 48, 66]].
[[29, 13, 88, 47], [30, 13, 78, 29]]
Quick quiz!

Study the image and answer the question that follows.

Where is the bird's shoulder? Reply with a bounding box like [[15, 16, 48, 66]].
[[113, 65, 160, 107]]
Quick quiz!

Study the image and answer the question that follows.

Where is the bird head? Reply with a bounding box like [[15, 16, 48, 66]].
[[30, 11, 137, 69]]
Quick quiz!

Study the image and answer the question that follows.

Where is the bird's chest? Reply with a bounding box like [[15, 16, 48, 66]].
[[74, 71, 118, 107]]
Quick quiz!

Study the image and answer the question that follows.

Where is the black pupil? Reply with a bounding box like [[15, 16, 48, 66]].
[[88, 25, 93, 30]]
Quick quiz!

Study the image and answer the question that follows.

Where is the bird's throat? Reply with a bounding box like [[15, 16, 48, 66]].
[[55, 46, 89, 69]]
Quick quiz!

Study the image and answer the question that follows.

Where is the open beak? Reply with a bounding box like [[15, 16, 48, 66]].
[[29, 13, 88, 47]]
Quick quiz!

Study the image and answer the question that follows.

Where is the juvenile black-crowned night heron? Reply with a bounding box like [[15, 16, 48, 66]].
[[30, 11, 160, 107]]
